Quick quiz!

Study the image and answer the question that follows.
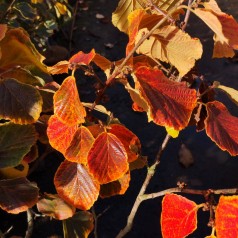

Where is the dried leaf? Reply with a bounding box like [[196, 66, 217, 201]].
[[205, 101, 238, 156], [161, 194, 198, 238], [47, 60, 69, 75], [54, 76, 86, 125], [217, 84, 238, 106], [54, 161, 100, 210], [88, 132, 129, 184]]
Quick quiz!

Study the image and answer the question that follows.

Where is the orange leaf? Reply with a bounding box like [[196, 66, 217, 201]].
[[47, 60, 69, 75], [205, 101, 238, 156], [88, 132, 129, 184], [0, 177, 39, 214], [54, 76, 86, 125], [65, 126, 95, 164], [215, 195, 238, 238], [87, 124, 104, 138], [135, 66, 197, 130], [100, 171, 130, 198], [109, 124, 141, 162], [47, 115, 78, 154], [37, 193, 76, 220], [54, 161, 100, 210], [69, 49, 96, 66], [0, 24, 7, 42], [161, 194, 198, 238]]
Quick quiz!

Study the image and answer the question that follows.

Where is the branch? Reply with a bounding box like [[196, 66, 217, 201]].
[[116, 134, 171, 238], [181, 0, 193, 31], [25, 209, 34, 238]]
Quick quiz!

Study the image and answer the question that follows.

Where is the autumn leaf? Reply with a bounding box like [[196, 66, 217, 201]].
[[65, 126, 95, 164], [47, 60, 69, 75], [134, 66, 197, 130], [63, 211, 94, 238], [0, 161, 29, 179], [54, 76, 86, 125], [129, 155, 147, 171], [87, 124, 105, 138], [47, 115, 78, 154], [109, 124, 141, 162], [0, 24, 7, 42], [136, 26, 203, 77], [92, 53, 112, 77], [161, 194, 198, 238], [54, 161, 100, 210], [88, 132, 129, 184], [0, 177, 39, 214], [205, 101, 238, 156], [215, 195, 238, 238], [100, 171, 130, 198], [0, 123, 37, 168], [0, 78, 43, 124], [193, 8, 238, 58], [69, 49, 96, 67], [37, 193, 76, 220], [216, 83, 238, 106], [23, 145, 38, 164]]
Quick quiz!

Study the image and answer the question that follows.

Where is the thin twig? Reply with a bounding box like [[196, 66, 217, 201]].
[[25, 209, 34, 238], [69, 0, 80, 53], [181, 0, 193, 31], [116, 134, 171, 238], [0, 0, 16, 22]]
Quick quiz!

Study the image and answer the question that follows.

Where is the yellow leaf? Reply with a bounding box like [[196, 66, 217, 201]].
[[136, 26, 203, 77], [165, 126, 179, 138], [31, 0, 43, 3], [55, 2, 67, 16], [217, 84, 238, 106], [0, 161, 29, 179]]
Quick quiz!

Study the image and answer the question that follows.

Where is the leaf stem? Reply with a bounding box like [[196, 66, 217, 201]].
[[116, 134, 171, 238], [25, 209, 34, 238]]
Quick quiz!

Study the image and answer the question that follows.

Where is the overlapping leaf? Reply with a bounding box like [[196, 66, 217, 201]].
[[215, 195, 238, 237], [37, 193, 76, 220], [0, 78, 43, 124], [0, 161, 29, 179], [0, 123, 37, 168], [205, 101, 238, 156], [69, 49, 96, 66], [47, 115, 78, 154], [47, 60, 69, 75], [63, 211, 94, 238], [216, 84, 238, 106], [193, 7, 238, 58], [0, 24, 7, 42], [0, 177, 39, 214], [136, 26, 203, 76], [88, 132, 128, 184], [161, 194, 198, 238], [134, 66, 197, 130], [65, 126, 95, 164], [100, 171, 130, 198], [54, 161, 100, 210], [109, 124, 141, 162], [54, 76, 86, 125]]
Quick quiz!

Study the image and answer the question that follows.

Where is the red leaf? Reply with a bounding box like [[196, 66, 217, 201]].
[[54, 76, 86, 125], [37, 193, 76, 220], [205, 101, 238, 156], [47, 115, 78, 154], [109, 124, 141, 162], [87, 124, 104, 138], [0, 177, 39, 214], [100, 171, 130, 198], [54, 161, 100, 210], [69, 49, 96, 66], [161, 194, 198, 238], [215, 195, 238, 238], [135, 66, 197, 130], [65, 126, 95, 164], [88, 132, 129, 184]]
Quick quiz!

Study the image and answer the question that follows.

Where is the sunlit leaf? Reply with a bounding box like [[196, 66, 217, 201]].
[[65, 126, 95, 164], [0, 28, 49, 79], [216, 195, 238, 238], [54, 161, 100, 210], [0, 161, 29, 179], [0, 78, 43, 124], [202, 0, 222, 13], [0, 67, 45, 86], [87, 124, 105, 139], [92, 53, 112, 76], [193, 8, 238, 58], [161, 194, 198, 238], [69, 49, 96, 66], [165, 126, 179, 138], [88, 132, 129, 184], [109, 124, 141, 162], [0, 177, 39, 214], [63, 211, 94, 238], [205, 101, 238, 156], [134, 66, 197, 130], [100, 171, 130, 198], [54, 76, 86, 125], [55, 2, 67, 15], [37, 193, 76, 220], [216, 84, 238, 106], [47, 60, 69, 75], [136, 26, 203, 76], [0, 123, 37, 168], [47, 115, 78, 154]]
